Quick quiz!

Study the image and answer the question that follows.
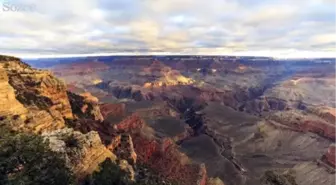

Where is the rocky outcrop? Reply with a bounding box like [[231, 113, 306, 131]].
[[267, 110, 336, 141], [299, 120, 335, 141], [0, 55, 21, 62], [0, 67, 28, 117], [326, 144, 336, 168], [108, 134, 137, 165], [291, 162, 335, 185], [6, 62, 73, 119], [118, 159, 136, 181], [97, 113, 209, 185], [241, 97, 288, 113], [67, 91, 103, 121], [104, 85, 145, 101], [0, 56, 73, 133], [99, 103, 126, 119], [132, 135, 208, 185], [141, 60, 194, 88], [42, 128, 116, 179], [113, 113, 145, 132], [0, 56, 137, 183], [135, 102, 180, 119]]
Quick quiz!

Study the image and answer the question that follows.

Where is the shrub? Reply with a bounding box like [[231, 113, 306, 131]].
[[261, 170, 298, 185], [83, 158, 128, 185], [0, 127, 74, 185]]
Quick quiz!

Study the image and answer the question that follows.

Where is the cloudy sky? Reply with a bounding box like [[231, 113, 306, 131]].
[[0, 0, 335, 58]]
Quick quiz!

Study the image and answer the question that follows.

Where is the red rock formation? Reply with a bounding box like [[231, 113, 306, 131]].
[[299, 120, 335, 140], [108, 134, 137, 165], [114, 114, 145, 132], [100, 103, 126, 119], [326, 144, 336, 168], [132, 134, 207, 185], [106, 113, 209, 185]]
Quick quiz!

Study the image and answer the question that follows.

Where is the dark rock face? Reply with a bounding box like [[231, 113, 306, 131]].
[[67, 91, 103, 121], [111, 86, 144, 101]]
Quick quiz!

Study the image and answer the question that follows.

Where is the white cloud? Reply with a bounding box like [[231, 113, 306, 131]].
[[0, 0, 335, 58]]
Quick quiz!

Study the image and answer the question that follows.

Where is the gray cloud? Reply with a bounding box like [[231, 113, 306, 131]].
[[0, 0, 335, 58]]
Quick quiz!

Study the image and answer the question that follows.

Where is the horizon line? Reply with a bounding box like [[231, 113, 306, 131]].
[[2, 51, 336, 60]]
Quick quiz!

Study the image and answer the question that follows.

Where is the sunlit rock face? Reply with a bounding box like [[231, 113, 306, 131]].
[[92, 78, 103, 85], [42, 128, 116, 179], [0, 67, 28, 117], [142, 61, 194, 88], [0, 56, 73, 133]]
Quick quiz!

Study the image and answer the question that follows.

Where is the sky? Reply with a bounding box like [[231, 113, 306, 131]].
[[0, 0, 335, 58]]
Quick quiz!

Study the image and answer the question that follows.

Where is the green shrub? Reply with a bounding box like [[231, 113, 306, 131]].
[[83, 159, 173, 185], [83, 158, 128, 185], [0, 127, 74, 185]]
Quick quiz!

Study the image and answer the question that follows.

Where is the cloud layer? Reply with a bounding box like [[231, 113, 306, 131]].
[[0, 0, 335, 58]]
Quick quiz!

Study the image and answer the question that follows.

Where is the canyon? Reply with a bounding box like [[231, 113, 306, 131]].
[[1, 54, 334, 185]]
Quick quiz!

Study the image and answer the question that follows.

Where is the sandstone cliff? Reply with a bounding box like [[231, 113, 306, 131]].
[[0, 56, 133, 183], [0, 56, 73, 133]]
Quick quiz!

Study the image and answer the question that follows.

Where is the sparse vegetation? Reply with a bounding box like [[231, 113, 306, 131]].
[[83, 158, 129, 185], [65, 134, 80, 148], [0, 126, 74, 185], [83, 159, 175, 185], [261, 170, 298, 185]]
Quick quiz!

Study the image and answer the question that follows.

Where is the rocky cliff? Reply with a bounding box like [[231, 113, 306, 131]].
[[67, 91, 104, 121], [326, 144, 336, 168], [112, 114, 210, 185], [0, 56, 73, 133], [42, 128, 117, 179], [0, 56, 130, 183]]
